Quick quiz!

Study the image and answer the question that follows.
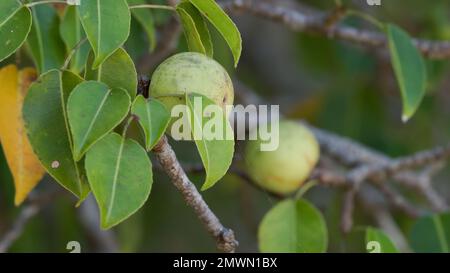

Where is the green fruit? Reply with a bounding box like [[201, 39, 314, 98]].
[[244, 120, 320, 195], [149, 52, 234, 114]]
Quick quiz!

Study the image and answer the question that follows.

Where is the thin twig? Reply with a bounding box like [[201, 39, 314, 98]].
[[358, 193, 411, 252], [0, 206, 39, 253], [136, 0, 181, 74], [310, 168, 350, 188], [0, 190, 61, 253], [308, 124, 448, 211], [137, 16, 182, 74], [341, 190, 356, 234], [374, 182, 422, 218]]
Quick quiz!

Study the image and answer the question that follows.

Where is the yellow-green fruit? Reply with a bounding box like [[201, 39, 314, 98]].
[[149, 52, 234, 114], [244, 120, 320, 195]]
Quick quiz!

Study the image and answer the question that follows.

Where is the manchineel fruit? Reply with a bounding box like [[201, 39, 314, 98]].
[[244, 120, 320, 195], [149, 52, 234, 115]]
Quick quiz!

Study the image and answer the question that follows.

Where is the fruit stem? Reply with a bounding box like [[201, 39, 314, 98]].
[[294, 180, 318, 200]]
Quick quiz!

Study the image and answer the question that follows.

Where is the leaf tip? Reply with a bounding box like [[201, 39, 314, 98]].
[[101, 217, 121, 230], [14, 195, 26, 207], [233, 43, 242, 68], [200, 177, 215, 191], [99, 215, 115, 230], [200, 184, 210, 191], [401, 114, 411, 123], [92, 57, 104, 70], [73, 151, 83, 162], [75, 190, 90, 207]]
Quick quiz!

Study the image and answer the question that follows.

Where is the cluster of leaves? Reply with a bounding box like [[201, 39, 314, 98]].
[[0, 0, 241, 229]]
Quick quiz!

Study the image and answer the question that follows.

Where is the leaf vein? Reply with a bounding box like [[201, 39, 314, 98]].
[[105, 136, 125, 223], [76, 89, 111, 157]]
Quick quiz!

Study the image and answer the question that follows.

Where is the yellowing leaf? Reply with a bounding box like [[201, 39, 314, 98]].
[[0, 65, 46, 205]]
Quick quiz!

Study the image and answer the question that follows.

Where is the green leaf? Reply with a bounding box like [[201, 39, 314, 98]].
[[0, 0, 32, 62], [85, 48, 137, 98], [258, 199, 328, 253], [127, 0, 156, 52], [386, 24, 427, 122], [131, 96, 170, 151], [185, 93, 234, 190], [188, 0, 241, 66], [365, 227, 398, 253], [410, 213, 450, 253], [23, 69, 90, 200], [68, 81, 131, 161], [27, 4, 66, 73], [59, 6, 90, 74], [85, 133, 153, 229], [79, 0, 131, 68], [177, 1, 213, 57]]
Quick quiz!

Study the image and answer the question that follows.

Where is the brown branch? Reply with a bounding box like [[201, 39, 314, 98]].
[[310, 168, 350, 188], [375, 183, 422, 218], [221, 0, 450, 59], [373, 145, 450, 178], [307, 124, 448, 212], [307, 126, 389, 166], [313, 127, 449, 231], [340, 190, 356, 234], [341, 144, 450, 189], [357, 194, 411, 252], [0, 206, 39, 253], [152, 136, 238, 253]]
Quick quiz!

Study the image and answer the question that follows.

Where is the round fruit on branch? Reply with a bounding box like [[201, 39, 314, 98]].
[[149, 52, 234, 115], [244, 120, 320, 195]]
